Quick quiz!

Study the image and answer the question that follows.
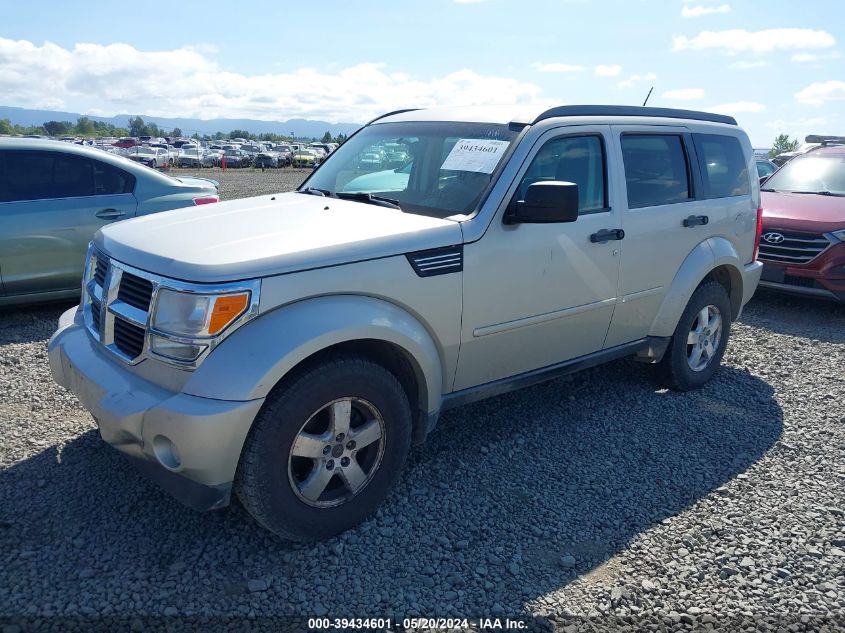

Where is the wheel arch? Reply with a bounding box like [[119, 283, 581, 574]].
[[649, 237, 745, 338], [182, 295, 445, 440]]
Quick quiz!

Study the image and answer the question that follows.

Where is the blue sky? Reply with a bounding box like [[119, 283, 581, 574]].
[[2, 0, 844, 146]]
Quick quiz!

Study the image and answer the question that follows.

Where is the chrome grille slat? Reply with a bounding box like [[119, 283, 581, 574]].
[[759, 229, 831, 265]]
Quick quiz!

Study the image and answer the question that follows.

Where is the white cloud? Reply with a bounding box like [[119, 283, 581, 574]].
[[795, 80, 845, 106], [708, 101, 767, 114], [0, 38, 543, 123], [661, 88, 705, 100], [764, 116, 828, 130], [672, 28, 835, 53], [595, 64, 622, 77], [532, 62, 584, 73], [681, 4, 730, 18], [792, 53, 818, 63], [729, 60, 768, 69], [617, 72, 657, 89]]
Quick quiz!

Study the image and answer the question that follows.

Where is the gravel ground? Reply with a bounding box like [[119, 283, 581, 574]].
[[171, 165, 312, 200], [1, 171, 843, 631]]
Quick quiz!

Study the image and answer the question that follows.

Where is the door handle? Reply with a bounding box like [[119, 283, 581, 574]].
[[96, 208, 126, 220], [683, 214, 709, 227], [590, 228, 625, 243]]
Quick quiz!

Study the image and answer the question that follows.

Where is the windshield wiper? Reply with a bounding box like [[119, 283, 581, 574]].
[[760, 188, 778, 192], [788, 190, 844, 196], [298, 187, 331, 197], [335, 192, 402, 210]]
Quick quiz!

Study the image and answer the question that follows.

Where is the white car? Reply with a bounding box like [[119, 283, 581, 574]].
[[49, 105, 763, 541]]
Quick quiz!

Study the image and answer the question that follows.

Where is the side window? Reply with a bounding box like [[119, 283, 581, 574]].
[[621, 134, 691, 208], [93, 160, 136, 195], [517, 135, 607, 213], [0, 151, 94, 201], [693, 134, 750, 199]]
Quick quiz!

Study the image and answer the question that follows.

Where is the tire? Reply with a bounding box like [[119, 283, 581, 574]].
[[235, 355, 412, 541], [657, 281, 732, 391]]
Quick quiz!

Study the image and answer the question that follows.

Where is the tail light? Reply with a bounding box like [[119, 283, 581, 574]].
[[753, 206, 763, 261], [193, 195, 220, 206]]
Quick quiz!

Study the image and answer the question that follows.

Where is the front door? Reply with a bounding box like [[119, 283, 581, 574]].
[[454, 126, 622, 391]]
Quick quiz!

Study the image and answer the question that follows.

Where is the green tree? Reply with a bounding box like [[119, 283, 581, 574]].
[[128, 116, 146, 137], [76, 116, 95, 135], [229, 129, 251, 139], [769, 134, 800, 159], [171, 127, 183, 137], [321, 131, 332, 143], [0, 119, 13, 135], [43, 120, 72, 136]]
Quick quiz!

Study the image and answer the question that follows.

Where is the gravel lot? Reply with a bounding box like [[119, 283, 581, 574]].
[[173, 165, 312, 200], [1, 171, 843, 631]]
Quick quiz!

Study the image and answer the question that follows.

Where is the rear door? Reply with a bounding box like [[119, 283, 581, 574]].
[[604, 127, 705, 347], [0, 150, 137, 296]]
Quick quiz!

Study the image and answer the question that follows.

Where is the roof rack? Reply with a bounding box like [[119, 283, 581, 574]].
[[532, 105, 737, 126], [804, 135, 845, 146]]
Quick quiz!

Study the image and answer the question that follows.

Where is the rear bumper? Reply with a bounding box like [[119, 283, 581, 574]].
[[48, 307, 264, 510]]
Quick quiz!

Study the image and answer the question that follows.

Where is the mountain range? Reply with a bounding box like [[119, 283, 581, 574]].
[[0, 105, 362, 138]]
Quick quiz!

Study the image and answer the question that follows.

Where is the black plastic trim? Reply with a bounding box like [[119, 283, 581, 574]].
[[442, 338, 652, 410], [533, 105, 737, 126], [406, 245, 464, 277], [127, 455, 232, 511]]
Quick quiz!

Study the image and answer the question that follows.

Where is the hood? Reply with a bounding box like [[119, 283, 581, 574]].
[[761, 191, 845, 233], [96, 192, 462, 282]]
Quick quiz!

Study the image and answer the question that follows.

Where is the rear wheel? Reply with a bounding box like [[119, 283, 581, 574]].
[[657, 281, 732, 391], [235, 356, 412, 541]]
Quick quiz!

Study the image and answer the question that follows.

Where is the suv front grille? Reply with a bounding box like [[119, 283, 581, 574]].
[[113, 318, 146, 358], [118, 273, 154, 311], [758, 230, 830, 264], [84, 253, 155, 363]]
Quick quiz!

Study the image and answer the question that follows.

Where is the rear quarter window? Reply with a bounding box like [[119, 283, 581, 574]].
[[693, 134, 750, 199], [621, 134, 691, 208]]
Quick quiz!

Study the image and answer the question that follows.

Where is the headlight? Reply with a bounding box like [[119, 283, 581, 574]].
[[149, 284, 258, 365], [831, 229, 845, 242], [153, 288, 251, 337]]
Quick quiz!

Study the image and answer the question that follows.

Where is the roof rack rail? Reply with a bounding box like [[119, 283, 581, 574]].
[[366, 108, 419, 125], [804, 134, 845, 146], [532, 105, 737, 126]]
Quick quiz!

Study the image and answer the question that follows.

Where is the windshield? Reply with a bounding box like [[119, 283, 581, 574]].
[[763, 154, 845, 195], [301, 121, 518, 218]]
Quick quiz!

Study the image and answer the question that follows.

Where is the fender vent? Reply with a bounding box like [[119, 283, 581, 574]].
[[407, 246, 463, 277]]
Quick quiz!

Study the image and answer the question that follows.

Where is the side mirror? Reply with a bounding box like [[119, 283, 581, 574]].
[[505, 181, 579, 225]]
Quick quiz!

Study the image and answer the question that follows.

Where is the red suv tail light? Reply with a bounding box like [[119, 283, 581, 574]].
[[193, 195, 220, 205], [753, 206, 763, 261]]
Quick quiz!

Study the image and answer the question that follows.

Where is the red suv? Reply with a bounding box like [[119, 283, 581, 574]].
[[758, 144, 845, 302]]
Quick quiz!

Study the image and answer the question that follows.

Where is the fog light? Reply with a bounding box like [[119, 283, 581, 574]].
[[150, 335, 206, 362], [153, 435, 182, 471]]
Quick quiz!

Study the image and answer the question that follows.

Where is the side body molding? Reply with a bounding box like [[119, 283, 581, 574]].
[[648, 237, 745, 338], [181, 295, 445, 414]]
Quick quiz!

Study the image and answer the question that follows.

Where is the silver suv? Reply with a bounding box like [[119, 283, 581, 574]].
[[49, 105, 763, 540]]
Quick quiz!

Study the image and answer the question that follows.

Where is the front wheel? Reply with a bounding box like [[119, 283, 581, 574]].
[[235, 356, 412, 541], [657, 281, 732, 391]]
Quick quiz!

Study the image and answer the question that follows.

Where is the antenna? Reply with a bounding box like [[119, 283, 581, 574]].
[[642, 86, 654, 107]]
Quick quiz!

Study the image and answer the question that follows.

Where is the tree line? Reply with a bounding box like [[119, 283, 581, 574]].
[[0, 116, 349, 144]]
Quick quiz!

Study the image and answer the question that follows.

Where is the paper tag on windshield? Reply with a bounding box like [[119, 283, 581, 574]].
[[441, 139, 509, 174]]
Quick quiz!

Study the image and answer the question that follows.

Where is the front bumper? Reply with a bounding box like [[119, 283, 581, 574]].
[[758, 243, 845, 302], [48, 307, 264, 510]]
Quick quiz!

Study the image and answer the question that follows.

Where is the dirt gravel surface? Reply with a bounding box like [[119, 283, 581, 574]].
[[1, 169, 843, 632], [171, 166, 312, 200]]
